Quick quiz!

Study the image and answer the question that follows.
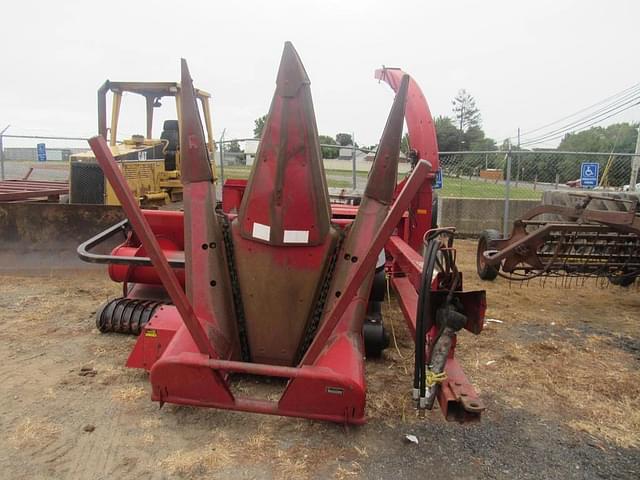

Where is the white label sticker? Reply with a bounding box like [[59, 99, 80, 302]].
[[283, 230, 309, 244], [252, 222, 271, 241]]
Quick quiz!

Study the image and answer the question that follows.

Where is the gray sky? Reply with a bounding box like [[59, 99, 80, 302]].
[[1, 0, 639, 149]]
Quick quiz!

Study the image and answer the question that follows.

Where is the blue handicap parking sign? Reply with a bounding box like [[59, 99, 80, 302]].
[[580, 162, 599, 188], [36, 143, 47, 162], [434, 168, 443, 189]]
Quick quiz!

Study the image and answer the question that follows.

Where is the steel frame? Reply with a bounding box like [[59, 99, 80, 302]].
[[0, 179, 68, 201]]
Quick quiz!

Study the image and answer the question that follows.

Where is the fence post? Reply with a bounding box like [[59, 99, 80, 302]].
[[351, 133, 356, 190], [0, 125, 9, 181], [502, 149, 512, 237], [630, 127, 640, 192], [218, 130, 225, 185], [0, 133, 4, 181]]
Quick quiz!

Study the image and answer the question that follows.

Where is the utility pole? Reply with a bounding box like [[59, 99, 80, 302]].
[[458, 105, 465, 150], [503, 147, 513, 236], [630, 126, 640, 192], [515, 127, 521, 187], [218, 128, 226, 184], [0, 124, 10, 181], [351, 132, 356, 190]]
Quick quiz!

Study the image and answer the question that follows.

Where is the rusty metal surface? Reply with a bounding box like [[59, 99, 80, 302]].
[[232, 222, 338, 365], [0, 202, 123, 252], [481, 194, 640, 282], [231, 43, 337, 365], [237, 41, 331, 247], [301, 163, 430, 364], [73, 44, 484, 424], [0, 179, 68, 201], [302, 76, 413, 365], [180, 59, 241, 360], [438, 357, 485, 422]]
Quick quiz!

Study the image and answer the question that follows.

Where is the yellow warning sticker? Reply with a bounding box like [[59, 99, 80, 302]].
[[416, 209, 428, 215], [145, 329, 158, 338]]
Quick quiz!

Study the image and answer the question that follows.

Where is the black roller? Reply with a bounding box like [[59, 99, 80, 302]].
[[96, 298, 165, 335], [363, 302, 390, 358], [369, 268, 386, 303]]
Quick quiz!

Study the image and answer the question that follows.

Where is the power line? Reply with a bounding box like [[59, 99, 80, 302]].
[[520, 99, 640, 147], [520, 94, 640, 145], [519, 87, 640, 143], [516, 82, 640, 139]]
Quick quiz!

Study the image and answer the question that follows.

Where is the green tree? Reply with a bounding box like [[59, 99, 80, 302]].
[[225, 139, 242, 153], [435, 116, 460, 152], [335, 133, 353, 146], [558, 123, 638, 154], [452, 89, 481, 135], [435, 115, 495, 152], [253, 114, 267, 138], [465, 126, 497, 151], [556, 123, 639, 185], [401, 133, 410, 154], [319, 135, 339, 159]]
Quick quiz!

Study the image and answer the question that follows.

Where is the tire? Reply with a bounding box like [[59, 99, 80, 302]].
[[363, 306, 389, 359], [477, 229, 501, 281]]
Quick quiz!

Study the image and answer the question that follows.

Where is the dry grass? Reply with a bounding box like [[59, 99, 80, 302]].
[[161, 441, 236, 477], [365, 386, 409, 425], [461, 319, 640, 448], [334, 461, 364, 479], [10, 417, 62, 449], [274, 449, 310, 479], [2, 241, 639, 479], [159, 430, 328, 479], [140, 417, 163, 429], [363, 298, 416, 426], [446, 239, 640, 448], [112, 385, 147, 402]]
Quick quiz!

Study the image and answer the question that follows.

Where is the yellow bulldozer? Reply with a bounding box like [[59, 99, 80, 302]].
[[69, 81, 216, 205]]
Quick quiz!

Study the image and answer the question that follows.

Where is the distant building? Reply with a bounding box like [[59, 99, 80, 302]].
[[4, 147, 83, 161], [363, 151, 408, 163], [244, 139, 259, 166], [338, 145, 368, 161], [221, 151, 246, 166]]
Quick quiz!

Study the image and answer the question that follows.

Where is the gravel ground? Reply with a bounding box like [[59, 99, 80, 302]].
[[0, 240, 638, 479]]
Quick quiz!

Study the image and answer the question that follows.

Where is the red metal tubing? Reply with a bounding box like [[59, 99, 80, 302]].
[[162, 354, 360, 387]]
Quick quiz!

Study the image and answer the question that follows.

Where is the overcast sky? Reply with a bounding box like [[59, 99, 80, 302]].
[[1, 0, 639, 149]]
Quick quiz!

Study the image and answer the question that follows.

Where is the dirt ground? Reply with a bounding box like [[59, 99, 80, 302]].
[[0, 239, 638, 479]]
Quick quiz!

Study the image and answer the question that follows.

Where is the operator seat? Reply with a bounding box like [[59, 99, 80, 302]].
[[161, 120, 179, 171]]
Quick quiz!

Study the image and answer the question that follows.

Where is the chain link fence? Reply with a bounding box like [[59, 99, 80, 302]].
[[438, 150, 639, 200], [2, 133, 639, 223], [214, 141, 640, 199], [0, 134, 85, 182]]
